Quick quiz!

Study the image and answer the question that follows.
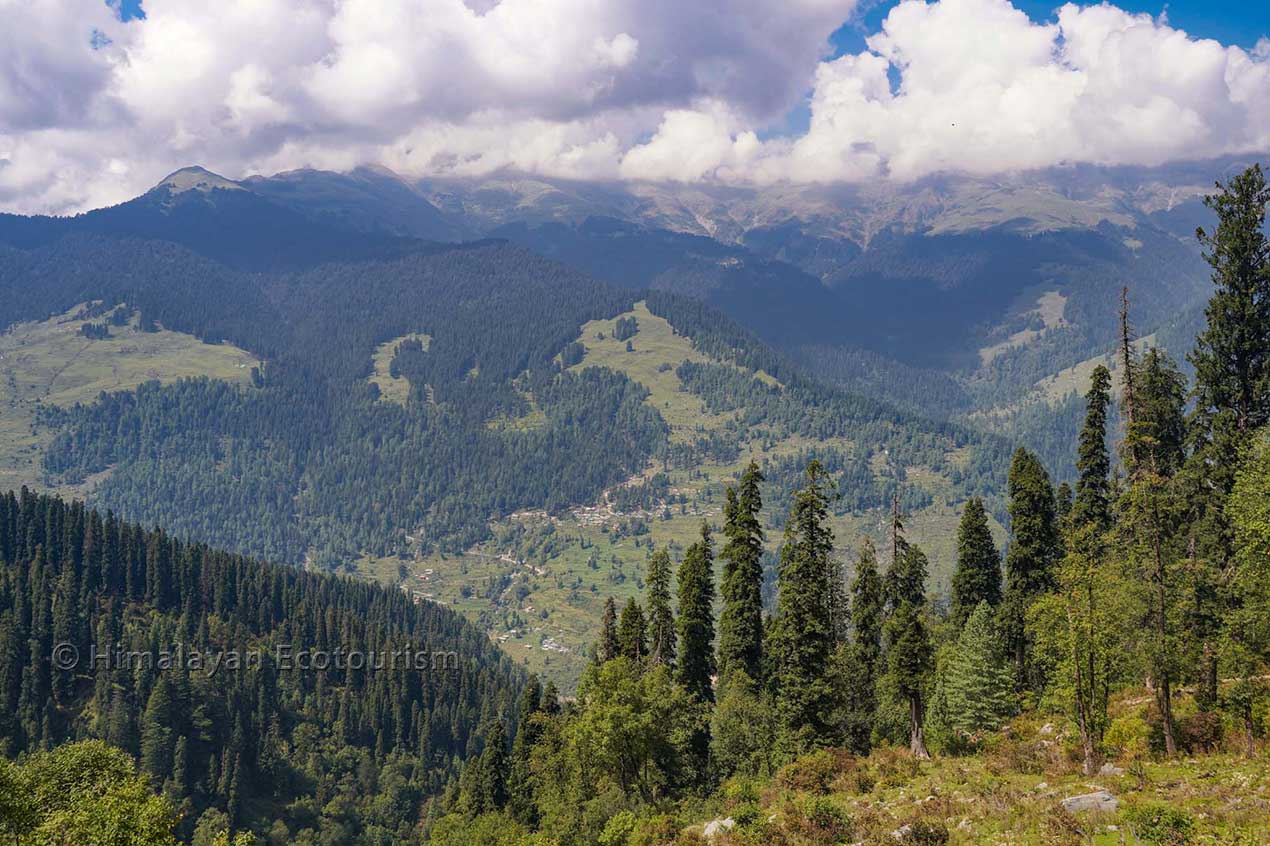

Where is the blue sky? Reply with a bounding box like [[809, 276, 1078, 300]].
[[750, 0, 1270, 138], [830, 0, 1269, 55]]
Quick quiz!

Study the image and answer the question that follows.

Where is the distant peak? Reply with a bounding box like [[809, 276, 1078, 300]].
[[155, 166, 244, 195]]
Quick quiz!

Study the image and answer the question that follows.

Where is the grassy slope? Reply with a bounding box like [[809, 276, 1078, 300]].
[[368, 302, 990, 690], [0, 305, 258, 495], [368, 332, 432, 405], [685, 726, 1270, 845]]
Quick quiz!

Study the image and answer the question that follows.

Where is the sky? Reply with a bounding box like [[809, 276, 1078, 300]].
[[0, 0, 1267, 214]]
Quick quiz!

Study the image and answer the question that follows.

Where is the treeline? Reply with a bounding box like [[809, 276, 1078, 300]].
[[429, 165, 1270, 845], [0, 489, 524, 844]]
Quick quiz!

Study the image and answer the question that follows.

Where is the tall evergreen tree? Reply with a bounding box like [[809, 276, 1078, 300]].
[[1186, 164, 1270, 709], [1191, 164, 1270, 441], [646, 548, 677, 669], [596, 597, 619, 665], [472, 720, 509, 813], [1120, 347, 1189, 756], [885, 523, 934, 759], [717, 462, 765, 684], [1001, 448, 1060, 693], [616, 598, 648, 662], [841, 538, 884, 755], [926, 602, 1015, 753], [771, 462, 837, 752], [139, 678, 173, 788], [1073, 365, 1113, 532], [508, 676, 544, 825], [951, 497, 1001, 630], [675, 523, 716, 702]]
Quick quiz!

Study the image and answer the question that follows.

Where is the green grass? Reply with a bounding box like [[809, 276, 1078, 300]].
[[368, 332, 431, 405], [688, 733, 1270, 845], [360, 302, 973, 690], [0, 305, 258, 495]]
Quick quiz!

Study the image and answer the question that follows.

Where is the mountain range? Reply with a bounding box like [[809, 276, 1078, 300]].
[[0, 155, 1258, 687]]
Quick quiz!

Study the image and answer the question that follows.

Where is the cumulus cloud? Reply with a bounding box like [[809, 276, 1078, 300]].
[[0, 0, 1267, 213], [624, 0, 1270, 183]]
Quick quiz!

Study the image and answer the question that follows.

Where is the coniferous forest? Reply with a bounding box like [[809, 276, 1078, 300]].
[[1, 164, 1269, 844], [417, 167, 1270, 844]]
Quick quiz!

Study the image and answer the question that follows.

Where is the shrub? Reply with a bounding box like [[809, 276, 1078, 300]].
[[599, 811, 638, 846], [1177, 711, 1223, 753], [896, 818, 950, 846], [1104, 715, 1151, 760], [1040, 806, 1085, 846], [1123, 802, 1195, 846], [787, 795, 853, 845], [775, 749, 843, 795]]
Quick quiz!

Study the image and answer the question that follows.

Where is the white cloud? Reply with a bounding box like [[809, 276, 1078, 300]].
[[0, 0, 1267, 213]]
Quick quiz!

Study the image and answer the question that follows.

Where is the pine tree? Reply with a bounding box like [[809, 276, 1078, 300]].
[[1191, 164, 1270, 440], [646, 548, 677, 669], [1120, 347, 1189, 756], [1073, 365, 1113, 532], [841, 537, 883, 755], [771, 462, 836, 752], [1186, 165, 1270, 710], [884, 517, 934, 759], [508, 676, 543, 825], [473, 720, 509, 813], [616, 598, 648, 662], [596, 597, 619, 665], [926, 602, 1015, 753], [950, 497, 1001, 630], [139, 678, 173, 788], [717, 462, 765, 684], [1000, 448, 1060, 693], [675, 523, 716, 702]]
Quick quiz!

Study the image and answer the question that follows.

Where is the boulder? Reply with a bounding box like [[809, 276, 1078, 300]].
[[703, 817, 735, 839], [1060, 790, 1118, 814]]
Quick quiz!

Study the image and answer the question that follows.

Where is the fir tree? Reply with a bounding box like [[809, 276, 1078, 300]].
[[950, 497, 1001, 630], [771, 462, 836, 752], [1000, 448, 1060, 693], [616, 598, 648, 662], [139, 678, 173, 788], [473, 720, 509, 813], [1187, 164, 1270, 708], [1073, 365, 1113, 532], [717, 462, 765, 684], [884, 524, 934, 759], [1191, 164, 1270, 440], [597, 597, 619, 665], [646, 548, 677, 669], [926, 602, 1015, 753], [675, 523, 716, 702], [841, 537, 883, 755], [1120, 347, 1189, 756]]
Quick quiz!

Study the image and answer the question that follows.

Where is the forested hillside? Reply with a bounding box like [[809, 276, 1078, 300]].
[[418, 164, 1270, 846], [0, 488, 524, 843]]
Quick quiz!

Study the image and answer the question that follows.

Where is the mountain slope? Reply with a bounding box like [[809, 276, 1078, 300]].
[[0, 488, 524, 842]]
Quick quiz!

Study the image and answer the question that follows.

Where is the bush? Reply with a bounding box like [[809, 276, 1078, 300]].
[[627, 815, 681, 846], [1123, 802, 1195, 846], [1177, 711, 1223, 753], [1104, 715, 1151, 760], [1040, 806, 1085, 846], [775, 749, 844, 795], [896, 818, 950, 846], [599, 810, 638, 846], [787, 795, 853, 845]]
